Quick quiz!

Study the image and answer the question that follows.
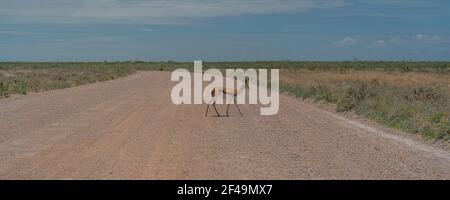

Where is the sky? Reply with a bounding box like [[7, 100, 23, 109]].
[[0, 0, 449, 61]]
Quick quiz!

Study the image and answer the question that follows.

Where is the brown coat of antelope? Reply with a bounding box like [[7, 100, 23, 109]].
[[205, 77, 249, 117]]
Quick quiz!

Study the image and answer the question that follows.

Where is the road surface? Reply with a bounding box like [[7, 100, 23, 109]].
[[0, 71, 449, 179]]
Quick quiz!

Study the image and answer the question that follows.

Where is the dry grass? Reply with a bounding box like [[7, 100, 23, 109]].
[[281, 70, 450, 89], [0, 63, 135, 98], [281, 69, 450, 141]]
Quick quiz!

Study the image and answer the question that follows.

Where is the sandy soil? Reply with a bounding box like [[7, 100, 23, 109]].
[[0, 71, 449, 179]]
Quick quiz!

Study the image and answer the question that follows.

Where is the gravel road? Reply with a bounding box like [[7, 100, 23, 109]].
[[0, 71, 449, 179]]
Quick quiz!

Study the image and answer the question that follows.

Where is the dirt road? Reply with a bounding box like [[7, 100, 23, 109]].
[[0, 71, 449, 179]]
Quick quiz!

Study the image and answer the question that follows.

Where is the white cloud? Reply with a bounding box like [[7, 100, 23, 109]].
[[413, 34, 440, 41], [369, 40, 386, 47], [0, 0, 348, 24], [369, 38, 401, 47], [333, 37, 357, 47]]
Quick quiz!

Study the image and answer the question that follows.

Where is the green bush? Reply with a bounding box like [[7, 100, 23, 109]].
[[13, 80, 28, 95], [0, 81, 9, 97]]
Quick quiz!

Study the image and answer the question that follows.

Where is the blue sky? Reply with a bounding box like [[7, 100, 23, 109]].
[[1, 0, 449, 61]]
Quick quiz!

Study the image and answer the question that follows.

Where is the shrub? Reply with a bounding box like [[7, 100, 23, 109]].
[[13, 80, 28, 95], [0, 81, 9, 97]]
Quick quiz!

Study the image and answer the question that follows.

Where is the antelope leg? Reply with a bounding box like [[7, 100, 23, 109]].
[[212, 102, 221, 117], [234, 98, 243, 116], [205, 104, 210, 116]]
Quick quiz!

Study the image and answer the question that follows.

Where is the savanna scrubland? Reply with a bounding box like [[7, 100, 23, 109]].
[[1, 61, 449, 140]]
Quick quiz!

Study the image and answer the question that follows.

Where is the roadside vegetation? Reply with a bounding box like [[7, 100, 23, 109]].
[[0, 62, 135, 97], [1, 61, 449, 141], [280, 69, 450, 141]]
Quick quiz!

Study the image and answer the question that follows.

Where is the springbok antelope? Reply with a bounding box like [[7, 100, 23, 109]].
[[205, 77, 249, 117]]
